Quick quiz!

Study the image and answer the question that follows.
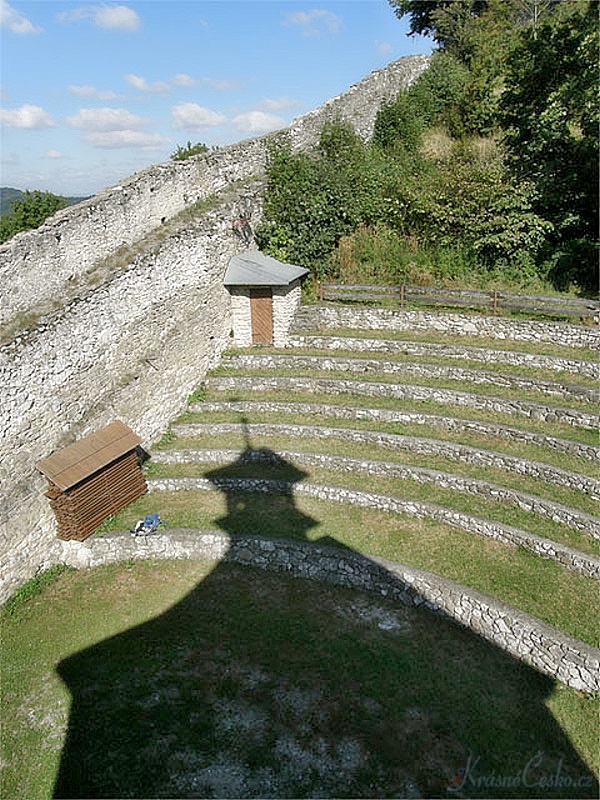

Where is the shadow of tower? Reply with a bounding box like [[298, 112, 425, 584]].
[[52, 431, 598, 798]]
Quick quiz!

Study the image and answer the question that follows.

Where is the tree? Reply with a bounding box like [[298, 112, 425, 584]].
[[387, 0, 488, 39], [500, 0, 599, 288], [0, 190, 67, 243]]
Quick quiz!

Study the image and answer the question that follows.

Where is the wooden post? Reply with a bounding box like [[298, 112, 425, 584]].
[[400, 284, 405, 308], [493, 290, 498, 315]]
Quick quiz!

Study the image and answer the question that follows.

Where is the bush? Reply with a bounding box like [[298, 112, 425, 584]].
[[170, 141, 208, 161]]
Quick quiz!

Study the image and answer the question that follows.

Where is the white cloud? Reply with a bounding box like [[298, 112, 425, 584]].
[[258, 97, 298, 112], [82, 130, 169, 149], [1, 0, 42, 33], [172, 73, 196, 88], [44, 150, 63, 159], [95, 4, 139, 30], [66, 107, 148, 132], [0, 104, 55, 128], [69, 84, 119, 100], [58, 4, 140, 31], [125, 73, 197, 93], [172, 103, 227, 130], [202, 77, 244, 92], [232, 110, 285, 134], [125, 74, 170, 93], [283, 9, 342, 36]]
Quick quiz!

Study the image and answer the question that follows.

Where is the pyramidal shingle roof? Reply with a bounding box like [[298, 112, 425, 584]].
[[224, 250, 309, 286]]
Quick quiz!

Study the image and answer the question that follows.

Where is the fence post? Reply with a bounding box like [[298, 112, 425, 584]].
[[400, 284, 405, 308], [493, 290, 498, 315]]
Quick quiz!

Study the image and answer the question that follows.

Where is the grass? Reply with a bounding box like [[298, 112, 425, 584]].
[[210, 365, 600, 413], [1, 560, 598, 799], [292, 326, 598, 362], [163, 431, 599, 517], [174, 408, 599, 478], [197, 387, 599, 446], [146, 459, 600, 558], [224, 346, 599, 387], [96, 490, 599, 648]]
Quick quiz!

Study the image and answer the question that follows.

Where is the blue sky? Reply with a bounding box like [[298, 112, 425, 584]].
[[1, 1, 431, 197]]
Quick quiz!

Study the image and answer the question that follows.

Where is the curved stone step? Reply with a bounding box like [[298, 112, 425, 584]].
[[170, 422, 600, 499], [147, 476, 600, 579], [151, 447, 600, 538], [292, 305, 600, 350], [205, 376, 599, 431], [192, 400, 599, 463], [288, 335, 599, 380], [220, 354, 597, 403], [60, 529, 600, 693]]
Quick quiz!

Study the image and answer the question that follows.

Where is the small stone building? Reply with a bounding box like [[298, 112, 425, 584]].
[[224, 251, 309, 347]]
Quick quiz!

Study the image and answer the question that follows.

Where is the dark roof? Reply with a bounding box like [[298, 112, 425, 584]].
[[224, 250, 309, 286], [36, 420, 142, 491]]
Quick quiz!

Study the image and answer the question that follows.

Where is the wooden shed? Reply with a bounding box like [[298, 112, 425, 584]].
[[224, 251, 309, 347], [36, 421, 147, 541]]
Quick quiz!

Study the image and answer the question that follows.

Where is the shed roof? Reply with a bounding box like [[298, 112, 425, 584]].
[[224, 251, 309, 286], [36, 420, 142, 491]]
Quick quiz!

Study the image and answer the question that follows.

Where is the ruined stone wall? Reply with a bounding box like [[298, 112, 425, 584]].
[[0, 55, 430, 601], [0, 193, 243, 599], [0, 55, 430, 333]]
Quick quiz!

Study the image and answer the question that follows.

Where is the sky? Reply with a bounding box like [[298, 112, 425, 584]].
[[0, 0, 431, 197]]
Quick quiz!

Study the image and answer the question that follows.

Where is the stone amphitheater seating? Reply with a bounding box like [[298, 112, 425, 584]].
[[82, 300, 600, 694]]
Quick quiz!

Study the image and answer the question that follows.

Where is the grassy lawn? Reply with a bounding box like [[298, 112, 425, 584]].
[[147, 459, 600, 558], [2, 561, 598, 799], [200, 387, 599, 445], [224, 346, 599, 388], [95, 490, 599, 648], [290, 327, 599, 362], [209, 365, 599, 413], [175, 408, 599, 478], [163, 431, 599, 517]]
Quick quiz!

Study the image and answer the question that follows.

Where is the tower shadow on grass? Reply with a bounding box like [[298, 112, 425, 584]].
[[53, 438, 597, 799]]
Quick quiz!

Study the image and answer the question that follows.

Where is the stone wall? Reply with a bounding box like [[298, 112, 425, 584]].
[[0, 192, 242, 600], [0, 55, 430, 333], [289, 335, 599, 379], [147, 476, 599, 578], [171, 422, 600, 500], [293, 306, 600, 350], [273, 281, 303, 347], [56, 529, 600, 694], [207, 375, 598, 431], [195, 400, 600, 462], [0, 55, 430, 602]]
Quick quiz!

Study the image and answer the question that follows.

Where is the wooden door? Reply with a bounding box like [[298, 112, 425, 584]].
[[250, 288, 273, 344]]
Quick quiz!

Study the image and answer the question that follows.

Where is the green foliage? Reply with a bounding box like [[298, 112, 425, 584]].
[[500, 0, 599, 289], [258, 1, 596, 293], [256, 127, 364, 277], [170, 140, 208, 161], [387, 0, 488, 39], [0, 189, 67, 243], [2, 564, 74, 617], [373, 92, 424, 152]]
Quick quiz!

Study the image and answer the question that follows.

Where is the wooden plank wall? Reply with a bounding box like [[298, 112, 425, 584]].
[[45, 451, 147, 541]]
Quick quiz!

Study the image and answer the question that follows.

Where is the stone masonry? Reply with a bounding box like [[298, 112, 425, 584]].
[[57, 529, 600, 694]]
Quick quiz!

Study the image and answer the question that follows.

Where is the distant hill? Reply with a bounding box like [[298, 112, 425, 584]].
[[0, 187, 90, 216]]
